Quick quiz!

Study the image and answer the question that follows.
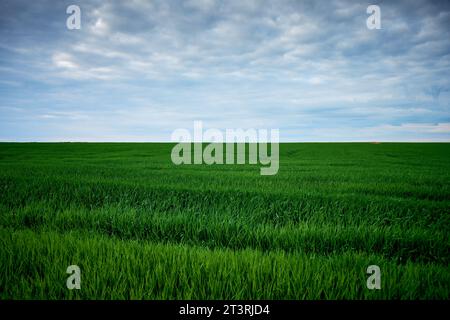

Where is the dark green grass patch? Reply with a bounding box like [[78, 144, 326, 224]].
[[1, 228, 448, 300]]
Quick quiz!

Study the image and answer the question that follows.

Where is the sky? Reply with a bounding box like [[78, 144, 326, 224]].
[[0, 0, 449, 142]]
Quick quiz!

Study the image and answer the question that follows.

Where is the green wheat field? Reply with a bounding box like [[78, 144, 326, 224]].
[[0, 142, 449, 299]]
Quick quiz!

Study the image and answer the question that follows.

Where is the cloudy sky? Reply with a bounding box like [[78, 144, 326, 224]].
[[0, 0, 449, 141]]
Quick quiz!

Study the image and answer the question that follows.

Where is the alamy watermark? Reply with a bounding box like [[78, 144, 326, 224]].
[[366, 5, 381, 30], [66, 5, 81, 30], [366, 265, 381, 290], [66, 265, 81, 290], [170, 121, 279, 175]]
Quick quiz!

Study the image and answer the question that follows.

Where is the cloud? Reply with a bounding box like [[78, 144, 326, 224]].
[[52, 52, 79, 69], [0, 0, 449, 141]]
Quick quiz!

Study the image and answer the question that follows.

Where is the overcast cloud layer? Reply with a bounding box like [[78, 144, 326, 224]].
[[1, 0, 449, 141]]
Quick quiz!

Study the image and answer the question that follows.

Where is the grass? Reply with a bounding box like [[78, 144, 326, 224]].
[[0, 142, 449, 299]]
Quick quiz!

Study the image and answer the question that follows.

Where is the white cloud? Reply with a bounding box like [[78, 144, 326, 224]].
[[52, 53, 78, 70], [1, 0, 449, 141]]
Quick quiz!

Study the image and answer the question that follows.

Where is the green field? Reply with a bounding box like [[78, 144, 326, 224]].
[[0, 142, 449, 299]]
